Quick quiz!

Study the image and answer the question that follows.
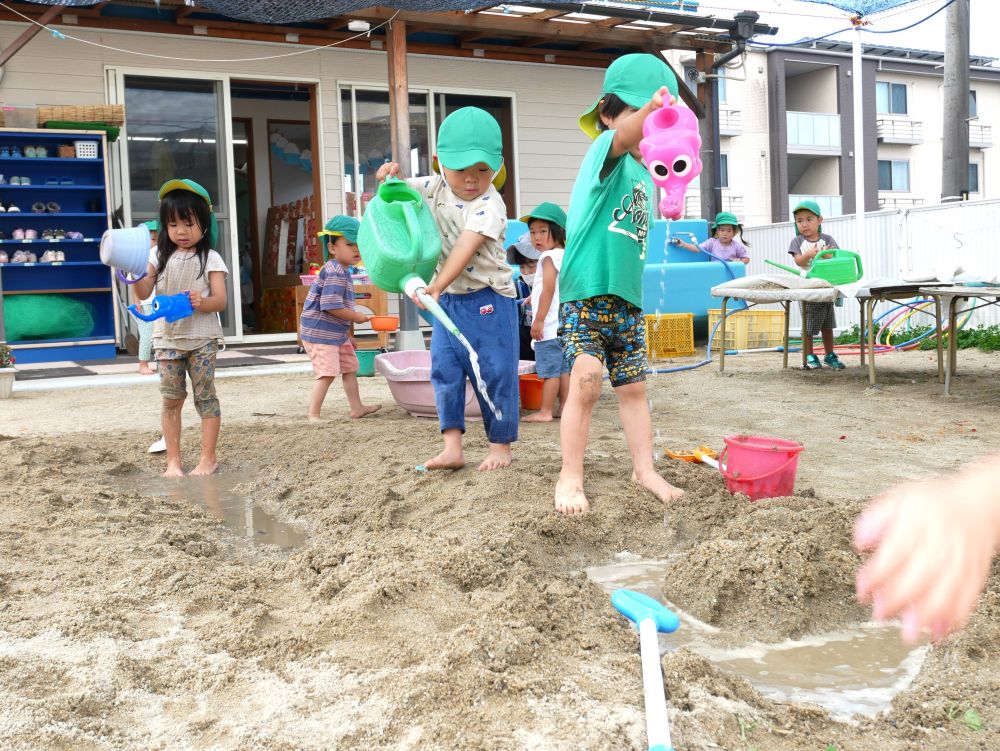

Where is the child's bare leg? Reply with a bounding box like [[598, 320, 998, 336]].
[[524, 377, 560, 422], [616, 381, 683, 503], [821, 328, 836, 355], [161, 397, 185, 477], [190, 416, 220, 475], [554, 373, 570, 417], [342, 372, 381, 419], [424, 428, 465, 470], [307, 376, 335, 421], [138, 360, 155, 375], [555, 354, 603, 515]]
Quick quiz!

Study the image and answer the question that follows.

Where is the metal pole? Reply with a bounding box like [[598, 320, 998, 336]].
[[852, 26, 865, 254], [941, 0, 970, 200]]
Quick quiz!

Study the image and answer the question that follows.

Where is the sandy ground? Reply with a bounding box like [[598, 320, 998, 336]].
[[1, 348, 998, 750]]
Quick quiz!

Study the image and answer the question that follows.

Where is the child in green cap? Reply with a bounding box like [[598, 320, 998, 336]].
[[135, 219, 160, 375], [556, 53, 685, 515], [520, 202, 570, 423], [131, 179, 228, 477], [376, 107, 518, 472], [789, 200, 846, 370], [301, 215, 382, 421], [672, 211, 750, 264]]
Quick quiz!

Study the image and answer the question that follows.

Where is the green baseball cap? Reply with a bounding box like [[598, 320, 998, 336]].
[[791, 200, 823, 233], [710, 211, 740, 231], [141, 219, 159, 232], [157, 178, 218, 247], [436, 107, 503, 172], [579, 53, 679, 140], [317, 215, 360, 243], [519, 202, 567, 229]]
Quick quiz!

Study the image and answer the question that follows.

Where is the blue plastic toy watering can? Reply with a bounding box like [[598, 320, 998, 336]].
[[128, 292, 194, 323], [357, 177, 442, 295]]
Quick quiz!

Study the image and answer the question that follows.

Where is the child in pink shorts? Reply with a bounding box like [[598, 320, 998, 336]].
[[300, 216, 381, 421]]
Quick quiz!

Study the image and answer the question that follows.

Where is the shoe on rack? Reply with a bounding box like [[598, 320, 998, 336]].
[[39, 250, 58, 263], [823, 352, 846, 370], [31, 201, 46, 213], [54, 250, 66, 262], [7, 203, 20, 212], [10, 250, 27, 263], [25, 251, 37, 262], [12, 228, 24, 240], [0, 251, 8, 263], [804, 354, 822, 370], [24, 229, 38, 240]]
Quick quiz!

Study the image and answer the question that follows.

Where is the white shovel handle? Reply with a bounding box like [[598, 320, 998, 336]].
[[639, 618, 673, 751]]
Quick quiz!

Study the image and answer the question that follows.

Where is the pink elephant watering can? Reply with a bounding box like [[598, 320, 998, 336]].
[[639, 103, 703, 220]]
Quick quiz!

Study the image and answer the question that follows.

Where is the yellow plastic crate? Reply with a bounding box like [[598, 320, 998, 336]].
[[707, 308, 786, 351], [645, 313, 695, 358]]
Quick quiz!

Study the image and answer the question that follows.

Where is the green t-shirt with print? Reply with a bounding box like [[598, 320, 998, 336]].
[[560, 130, 652, 309]]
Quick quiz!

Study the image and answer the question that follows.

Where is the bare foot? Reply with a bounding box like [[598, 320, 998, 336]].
[[478, 444, 512, 471], [424, 448, 465, 470], [632, 469, 684, 503], [554, 477, 589, 515], [307, 415, 329, 423], [138, 364, 155, 375], [523, 411, 554, 423], [351, 403, 382, 419], [163, 462, 185, 478], [190, 460, 219, 476]]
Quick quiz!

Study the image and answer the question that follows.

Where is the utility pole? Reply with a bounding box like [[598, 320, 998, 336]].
[[941, 0, 970, 200]]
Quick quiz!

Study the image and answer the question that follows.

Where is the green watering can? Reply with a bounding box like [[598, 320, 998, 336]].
[[357, 177, 442, 295], [765, 249, 863, 285]]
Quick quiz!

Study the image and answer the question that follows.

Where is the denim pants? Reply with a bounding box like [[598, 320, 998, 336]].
[[431, 288, 518, 444]]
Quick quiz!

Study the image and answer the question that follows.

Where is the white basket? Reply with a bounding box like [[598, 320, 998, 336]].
[[73, 140, 99, 159]]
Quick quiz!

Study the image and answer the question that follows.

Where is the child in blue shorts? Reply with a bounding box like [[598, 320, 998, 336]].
[[377, 107, 518, 471], [555, 54, 686, 514], [521, 202, 569, 423]]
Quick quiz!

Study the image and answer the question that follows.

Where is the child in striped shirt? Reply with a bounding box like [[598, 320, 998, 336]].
[[301, 216, 381, 421]]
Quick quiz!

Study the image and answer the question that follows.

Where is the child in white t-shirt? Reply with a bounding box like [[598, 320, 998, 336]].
[[522, 203, 569, 423]]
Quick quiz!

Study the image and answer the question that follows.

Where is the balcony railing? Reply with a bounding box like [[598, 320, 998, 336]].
[[683, 193, 744, 217], [876, 118, 923, 144], [719, 107, 742, 137], [969, 123, 993, 149], [878, 195, 925, 209], [789, 194, 843, 219], [787, 111, 841, 154]]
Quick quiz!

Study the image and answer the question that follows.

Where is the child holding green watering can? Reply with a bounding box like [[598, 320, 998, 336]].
[[672, 211, 750, 264], [556, 53, 686, 515], [301, 216, 381, 422], [131, 179, 228, 477], [789, 200, 846, 370], [376, 107, 518, 472]]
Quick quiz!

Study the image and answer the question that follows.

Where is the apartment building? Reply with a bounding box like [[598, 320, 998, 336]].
[[668, 41, 999, 227]]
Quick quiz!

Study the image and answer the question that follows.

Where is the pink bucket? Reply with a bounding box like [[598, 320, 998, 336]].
[[719, 434, 804, 501]]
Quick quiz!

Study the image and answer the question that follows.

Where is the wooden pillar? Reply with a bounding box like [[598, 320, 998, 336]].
[[695, 50, 720, 222]]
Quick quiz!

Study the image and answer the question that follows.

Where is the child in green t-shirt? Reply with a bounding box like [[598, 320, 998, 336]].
[[555, 53, 686, 515]]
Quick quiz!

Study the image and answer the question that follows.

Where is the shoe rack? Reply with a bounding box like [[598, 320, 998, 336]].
[[0, 129, 113, 364]]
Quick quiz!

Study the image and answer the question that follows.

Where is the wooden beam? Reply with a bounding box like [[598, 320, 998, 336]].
[[386, 19, 411, 175], [0, 4, 63, 68], [459, 41, 618, 63]]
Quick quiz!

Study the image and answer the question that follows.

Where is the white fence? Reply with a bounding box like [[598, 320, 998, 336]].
[[740, 198, 1000, 334]]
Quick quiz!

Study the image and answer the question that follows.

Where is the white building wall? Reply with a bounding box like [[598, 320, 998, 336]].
[[0, 22, 603, 220], [786, 65, 839, 113]]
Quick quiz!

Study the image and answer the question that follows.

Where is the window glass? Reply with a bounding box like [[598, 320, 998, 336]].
[[890, 83, 907, 115], [875, 82, 889, 114], [969, 163, 980, 193], [878, 160, 892, 190], [720, 154, 729, 188], [892, 160, 909, 191], [969, 90, 978, 118]]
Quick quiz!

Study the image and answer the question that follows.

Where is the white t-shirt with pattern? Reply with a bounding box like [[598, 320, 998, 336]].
[[149, 247, 229, 351]]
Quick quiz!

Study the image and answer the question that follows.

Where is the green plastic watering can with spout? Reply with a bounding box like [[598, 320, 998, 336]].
[[765, 249, 863, 286], [357, 177, 442, 295]]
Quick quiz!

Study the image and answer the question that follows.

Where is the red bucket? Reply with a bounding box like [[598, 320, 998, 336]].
[[519, 373, 544, 411], [719, 434, 804, 501]]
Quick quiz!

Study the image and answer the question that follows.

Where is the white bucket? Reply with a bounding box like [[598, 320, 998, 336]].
[[100, 225, 151, 277]]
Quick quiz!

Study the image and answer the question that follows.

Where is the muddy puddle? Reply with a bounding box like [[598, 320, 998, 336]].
[[116, 472, 307, 550], [587, 554, 929, 720]]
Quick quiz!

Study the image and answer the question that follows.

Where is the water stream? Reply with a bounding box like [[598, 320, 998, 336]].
[[116, 472, 307, 551], [586, 555, 928, 720]]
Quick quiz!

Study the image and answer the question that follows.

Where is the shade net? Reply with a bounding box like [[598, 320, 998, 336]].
[[27, 0, 701, 25], [797, 0, 923, 17]]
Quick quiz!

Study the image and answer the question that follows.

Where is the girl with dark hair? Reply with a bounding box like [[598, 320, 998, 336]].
[[132, 179, 229, 477]]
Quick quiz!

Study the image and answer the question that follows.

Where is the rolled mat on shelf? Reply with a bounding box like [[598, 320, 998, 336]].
[[2, 295, 96, 342], [37, 104, 124, 126]]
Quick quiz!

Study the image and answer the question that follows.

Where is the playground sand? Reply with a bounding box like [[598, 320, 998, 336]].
[[1, 348, 999, 749]]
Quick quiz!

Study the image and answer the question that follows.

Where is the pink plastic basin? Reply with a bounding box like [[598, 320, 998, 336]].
[[375, 350, 535, 419]]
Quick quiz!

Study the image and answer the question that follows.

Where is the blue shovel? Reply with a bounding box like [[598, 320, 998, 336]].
[[612, 589, 681, 751]]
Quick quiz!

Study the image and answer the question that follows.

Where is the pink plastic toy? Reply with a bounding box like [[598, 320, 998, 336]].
[[639, 104, 703, 220]]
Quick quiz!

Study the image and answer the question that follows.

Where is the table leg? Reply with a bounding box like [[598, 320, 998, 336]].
[[800, 302, 808, 369], [782, 301, 790, 369], [858, 298, 866, 368], [945, 296, 959, 396], [719, 298, 728, 372], [933, 297, 944, 383], [867, 298, 877, 386]]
